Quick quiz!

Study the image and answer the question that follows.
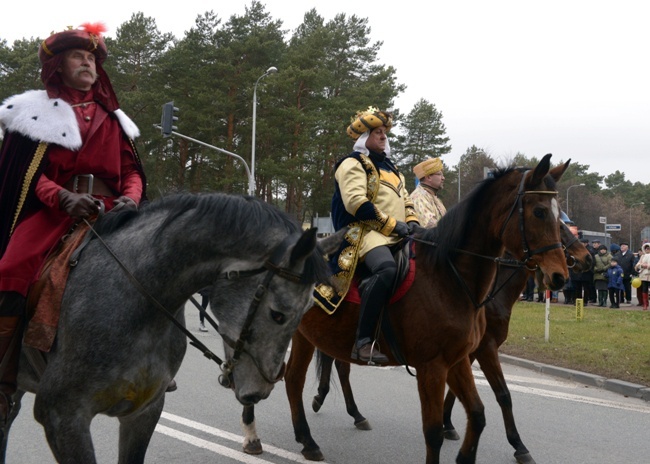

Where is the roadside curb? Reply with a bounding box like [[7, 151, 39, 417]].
[[498, 353, 650, 402]]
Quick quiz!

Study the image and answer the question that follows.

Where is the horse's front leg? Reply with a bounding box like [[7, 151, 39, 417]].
[[241, 404, 262, 455], [117, 394, 165, 464], [34, 390, 96, 464], [442, 388, 461, 440], [442, 353, 478, 441], [475, 347, 535, 464], [286, 331, 321, 461], [416, 360, 448, 464], [446, 358, 486, 464]]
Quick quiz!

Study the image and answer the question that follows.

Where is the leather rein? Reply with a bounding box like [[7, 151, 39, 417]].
[[411, 170, 563, 309], [81, 218, 307, 388]]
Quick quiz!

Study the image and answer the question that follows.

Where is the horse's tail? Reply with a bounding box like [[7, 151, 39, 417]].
[[315, 349, 325, 379], [315, 349, 336, 388]]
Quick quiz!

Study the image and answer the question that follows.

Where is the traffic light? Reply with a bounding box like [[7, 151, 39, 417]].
[[160, 101, 179, 137]]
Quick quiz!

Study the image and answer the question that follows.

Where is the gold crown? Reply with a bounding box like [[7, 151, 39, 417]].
[[346, 106, 393, 139]]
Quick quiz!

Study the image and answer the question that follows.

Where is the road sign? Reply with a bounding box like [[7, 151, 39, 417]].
[[605, 224, 621, 231], [599, 216, 607, 224]]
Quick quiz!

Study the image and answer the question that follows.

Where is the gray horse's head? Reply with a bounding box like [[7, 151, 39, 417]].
[[210, 228, 345, 405]]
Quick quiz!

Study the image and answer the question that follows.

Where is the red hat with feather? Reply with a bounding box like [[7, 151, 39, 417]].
[[39, 22, 119, 112], [39, 22, 108, 64]]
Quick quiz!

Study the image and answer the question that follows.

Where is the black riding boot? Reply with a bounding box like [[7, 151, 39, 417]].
[[352, 265, 394, 365], [0, 292, 25, 424]]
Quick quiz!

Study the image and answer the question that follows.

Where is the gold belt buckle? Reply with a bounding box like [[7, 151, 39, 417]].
[[73, 174, 94, 194]]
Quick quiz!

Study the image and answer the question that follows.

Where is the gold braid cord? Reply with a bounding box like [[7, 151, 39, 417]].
[[314, 153, 382, 314], [11, 142, 48, 235]]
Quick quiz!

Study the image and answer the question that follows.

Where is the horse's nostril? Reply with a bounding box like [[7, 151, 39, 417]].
[[551, 274, 566, 291], [240, 393, 262, 405]]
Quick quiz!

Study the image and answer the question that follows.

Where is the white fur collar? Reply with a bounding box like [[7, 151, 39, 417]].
[[0, 90, 139, 150]]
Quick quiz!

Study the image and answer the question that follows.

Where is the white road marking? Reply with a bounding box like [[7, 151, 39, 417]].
[[160, 412, 308, 462], [473, 378, 650, 414], [155, 424, 273, 463]]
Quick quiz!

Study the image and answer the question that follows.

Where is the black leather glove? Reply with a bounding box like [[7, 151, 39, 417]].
[[58, 190, 99, 218], [111, 195, 138, 213], [393, 221, 409, 238], [407, 221, 424, 235]]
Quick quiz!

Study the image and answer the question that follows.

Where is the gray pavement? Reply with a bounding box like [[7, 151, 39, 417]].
[[499, 353, 650, 402]]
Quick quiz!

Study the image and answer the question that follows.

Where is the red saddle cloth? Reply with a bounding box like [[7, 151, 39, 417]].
[[24, 222, 90, 352], [344, 258, 416, 304]]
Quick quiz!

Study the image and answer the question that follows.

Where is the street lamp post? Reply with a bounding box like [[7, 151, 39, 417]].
[[251, 66, 278, 196], [629, 202, 645, 250], [566, 183, 585, 218]]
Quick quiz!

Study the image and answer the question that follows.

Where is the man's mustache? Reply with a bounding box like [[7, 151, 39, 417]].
[[74, 66, 98, 80]]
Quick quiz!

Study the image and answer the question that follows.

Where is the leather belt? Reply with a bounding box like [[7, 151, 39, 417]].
[[64, 174, 115, 196]]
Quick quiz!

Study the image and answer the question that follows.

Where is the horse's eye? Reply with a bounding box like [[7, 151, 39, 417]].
[[533, 207, 545, 219], [270, 309, 286, 325]]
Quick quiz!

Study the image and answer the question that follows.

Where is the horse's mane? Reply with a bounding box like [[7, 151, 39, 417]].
[[94, 193, 331, 284], [416, 165, 520, 270]]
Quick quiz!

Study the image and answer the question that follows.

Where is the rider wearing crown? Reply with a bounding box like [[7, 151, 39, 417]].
[[314, 107, 419, 364]]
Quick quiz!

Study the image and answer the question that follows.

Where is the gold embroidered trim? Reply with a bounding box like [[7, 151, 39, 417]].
[[41, 40, 54, 56], [11, 142, 49, 235]]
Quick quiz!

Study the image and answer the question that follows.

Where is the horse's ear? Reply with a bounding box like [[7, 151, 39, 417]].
[[549, 158, 571, 182], [529, 153, 552, 186], [317, 227, 347, 256], [290, 228, 318, 265]]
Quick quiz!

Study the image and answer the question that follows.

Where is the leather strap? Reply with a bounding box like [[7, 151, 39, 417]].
[[64, 175, 115, 196]]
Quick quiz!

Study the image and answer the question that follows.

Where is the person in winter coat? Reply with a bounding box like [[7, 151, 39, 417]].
[[592, 245, 612, 307], [606, 258, 625, 308], [613, 242, 635, 304], [634, 242, 650, 310]]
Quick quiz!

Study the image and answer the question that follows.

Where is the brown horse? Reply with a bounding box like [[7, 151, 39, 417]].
[[440, 220, 592, 464], [283, 155, 569, 464], [276, 220, 592, 464], [239, 225, 589, 457]]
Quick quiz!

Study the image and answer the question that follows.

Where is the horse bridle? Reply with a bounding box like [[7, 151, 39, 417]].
[[82, 220, 308, 389], [559, 220, 580, 269], [411, 170, 563, 308], [498, 170, 563, 267], [213, 234, 309, 389]]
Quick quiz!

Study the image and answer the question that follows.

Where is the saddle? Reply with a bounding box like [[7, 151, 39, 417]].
[[344, 258, 416, 305], [24, 222, 92, 353]]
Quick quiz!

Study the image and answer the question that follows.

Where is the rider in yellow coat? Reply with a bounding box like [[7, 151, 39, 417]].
[[314, 107, 419, 364]]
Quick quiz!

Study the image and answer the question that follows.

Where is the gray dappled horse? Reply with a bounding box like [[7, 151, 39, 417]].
[[1, 193, 343, 464]]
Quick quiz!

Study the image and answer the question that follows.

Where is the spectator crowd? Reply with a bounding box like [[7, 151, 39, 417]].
[[522, 216, 648, 310]]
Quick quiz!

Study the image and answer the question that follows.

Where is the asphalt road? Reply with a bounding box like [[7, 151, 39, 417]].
[[6, 302, 650, 463]]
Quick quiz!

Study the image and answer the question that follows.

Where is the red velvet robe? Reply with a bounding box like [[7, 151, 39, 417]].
[[0, 87, 144, 296]]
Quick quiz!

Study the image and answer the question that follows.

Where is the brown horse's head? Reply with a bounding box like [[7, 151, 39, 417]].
[[503, 154, 569, 290]]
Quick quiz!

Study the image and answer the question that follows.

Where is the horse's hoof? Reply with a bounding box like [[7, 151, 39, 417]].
[[243, 439, 263, 455], [312, 397, 323, 413], [515, 451, 536, 464], [444, 428, 461, 440], [354, 418, 372, 430], [301, 447, 325, 461]]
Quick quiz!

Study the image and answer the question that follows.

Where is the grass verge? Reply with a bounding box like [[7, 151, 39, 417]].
[[500, 302, 650, 386]]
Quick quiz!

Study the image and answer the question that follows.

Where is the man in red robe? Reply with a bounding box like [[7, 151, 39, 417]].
[[0, 23, 146, 421]]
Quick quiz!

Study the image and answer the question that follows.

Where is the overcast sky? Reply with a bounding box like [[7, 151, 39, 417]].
[[3, 0, 648, 183]]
